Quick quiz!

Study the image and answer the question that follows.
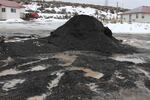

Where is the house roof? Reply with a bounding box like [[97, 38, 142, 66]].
[[121, 6, 150, 14], [0, 0, 23, 8]]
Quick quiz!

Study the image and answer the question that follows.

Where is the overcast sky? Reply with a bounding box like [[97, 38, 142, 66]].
[[63, 0, 150, 9]]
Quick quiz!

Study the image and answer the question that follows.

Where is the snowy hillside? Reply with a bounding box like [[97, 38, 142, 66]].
[[23, 3, 118, 20]]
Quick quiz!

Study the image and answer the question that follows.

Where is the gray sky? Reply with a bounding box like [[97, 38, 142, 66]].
[[63, 0, 150, 9]]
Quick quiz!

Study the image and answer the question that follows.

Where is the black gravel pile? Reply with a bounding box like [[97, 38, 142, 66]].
[[48, 15, 133, 54], [0, 15, 136, 59]]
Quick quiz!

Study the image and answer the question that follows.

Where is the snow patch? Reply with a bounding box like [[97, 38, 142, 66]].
[[2, 79, 25, 91], [122, 39, 145, 48], [146, 41, 150, 44], [1, 57, 15, 67], [17, 57, 48, 68], [110, 54, 145, 64], [47, 71, 64, 93], [86, 83, 99, 93], [0, 69, 22, 77], [5, 38, 31, 43], [119, 38, 150, 49], [0, 65, 47, 77], [115, 71, 125, 79], [30, 65, 46, 71], [137, 68, 150, 79], [0, 82, 4, 84], [2, 57, 15, 63]]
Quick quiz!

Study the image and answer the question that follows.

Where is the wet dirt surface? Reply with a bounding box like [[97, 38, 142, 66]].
[[0, 49, 149, 100], [0, 34, 150, 100]]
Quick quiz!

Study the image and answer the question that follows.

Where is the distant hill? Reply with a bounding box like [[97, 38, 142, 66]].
[[12, 0, 128, 12], [15, 0, 129, 22]]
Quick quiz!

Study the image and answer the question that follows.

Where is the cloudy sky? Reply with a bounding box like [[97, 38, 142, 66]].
[[63, 0, 150, 9]]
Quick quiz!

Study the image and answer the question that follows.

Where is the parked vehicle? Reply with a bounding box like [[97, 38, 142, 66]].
[[22, 12, 39, 20]]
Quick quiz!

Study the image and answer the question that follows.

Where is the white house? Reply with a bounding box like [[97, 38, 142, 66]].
[[120, 6, 150, 23], [0, 0, 25, 20]]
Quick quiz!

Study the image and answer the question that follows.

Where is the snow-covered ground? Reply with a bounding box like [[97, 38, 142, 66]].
[[1, 19, 150, 36], [0, 18, 67, 30], [0, 18, 67, 37]]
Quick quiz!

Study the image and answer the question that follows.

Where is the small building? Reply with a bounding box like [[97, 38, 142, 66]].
[[120, 6, 150, 23], [0, 0, 25, 20]]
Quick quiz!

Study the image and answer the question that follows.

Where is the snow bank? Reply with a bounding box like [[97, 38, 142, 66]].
[[2, 79, 25, 91], [110, 54, 146, 64], [0, 69, 22, 77], [106, 23, 150, 34]]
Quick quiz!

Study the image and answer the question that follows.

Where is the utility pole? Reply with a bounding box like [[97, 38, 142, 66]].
[[117, 1, 119, 11], [116, 1, 119, 21]]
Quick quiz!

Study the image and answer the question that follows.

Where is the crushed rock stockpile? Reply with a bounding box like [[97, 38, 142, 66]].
[[0, 15, 135, 59], [48, 15, 134, 54]]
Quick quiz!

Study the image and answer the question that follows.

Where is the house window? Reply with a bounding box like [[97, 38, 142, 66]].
[[142, 14, 144, 18], [136, 14, 138, 18], [11, 8, 16, 13], [2, 8, 6, 12]]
